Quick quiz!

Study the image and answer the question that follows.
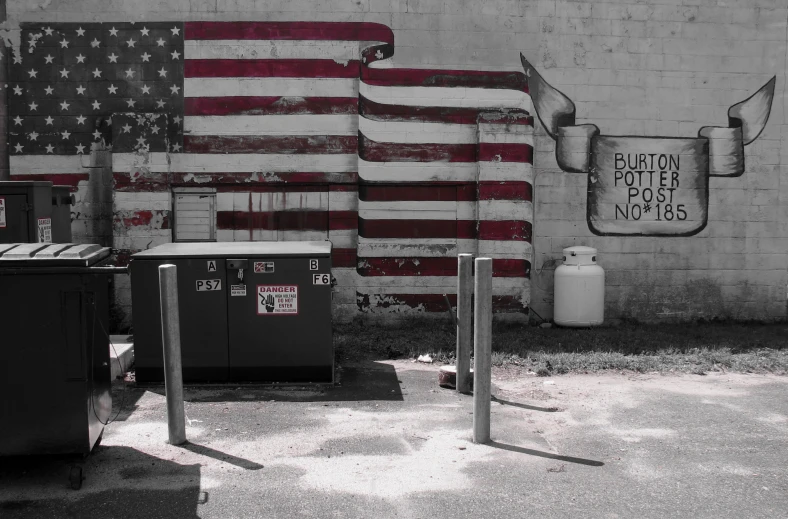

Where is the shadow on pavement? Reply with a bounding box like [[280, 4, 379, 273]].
[[180, 442, 263, 470], [491, 395, 560, 412], [141, 361, 404, 403], [109, 381, 148, 422], [488, 440, 605, 467], [0, 446, 202, 518]]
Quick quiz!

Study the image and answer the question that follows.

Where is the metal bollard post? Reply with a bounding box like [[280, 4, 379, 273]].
[[472, 257, 492, 444], [456, 254, 473, 393], [159, 264, 186, 445]]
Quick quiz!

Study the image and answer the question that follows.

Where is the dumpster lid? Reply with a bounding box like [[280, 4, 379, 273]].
[[0, 243, 111, 267], [132, 241, 332, 259], [0, 180, 53, 188]]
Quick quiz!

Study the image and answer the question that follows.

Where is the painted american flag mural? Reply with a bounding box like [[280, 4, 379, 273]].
[[9, 21, 533, 318]]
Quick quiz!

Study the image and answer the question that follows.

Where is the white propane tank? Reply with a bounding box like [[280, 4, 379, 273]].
[[553, 246, 605, 327]]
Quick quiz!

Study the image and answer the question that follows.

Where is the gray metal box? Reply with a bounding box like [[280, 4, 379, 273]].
[[0, 181, 54, 244], [51, 185, 74, 243], [130, 241, 333, 384]]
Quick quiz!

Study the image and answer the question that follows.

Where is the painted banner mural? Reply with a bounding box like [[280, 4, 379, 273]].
[[521, 55, 775, 237], [8, 22, 533, 317]]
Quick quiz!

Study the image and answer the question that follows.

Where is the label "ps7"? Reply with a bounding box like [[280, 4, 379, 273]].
[[196, 279, 222, 291]]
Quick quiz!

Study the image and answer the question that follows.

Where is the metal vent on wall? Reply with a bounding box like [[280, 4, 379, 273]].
[[172, 188, 217, 242]]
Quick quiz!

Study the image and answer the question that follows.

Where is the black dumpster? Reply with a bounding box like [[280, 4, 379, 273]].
[[0, 243, 121, 457], [130, 241, 333, 384]]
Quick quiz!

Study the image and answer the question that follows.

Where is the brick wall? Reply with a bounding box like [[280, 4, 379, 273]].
[[6, 0, 787, 323], [529, 0, 787, 322]]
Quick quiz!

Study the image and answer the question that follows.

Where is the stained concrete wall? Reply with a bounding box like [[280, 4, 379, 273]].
[[5, 0, 788, 324]]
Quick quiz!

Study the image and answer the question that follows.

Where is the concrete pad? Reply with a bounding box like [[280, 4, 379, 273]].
[[109, 335, 134, 380], [0, 362, 786, 518]]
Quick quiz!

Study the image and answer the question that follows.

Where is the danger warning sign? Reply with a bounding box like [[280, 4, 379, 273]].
[[37, 217, 52, 243], [257, 285, 298, 315]]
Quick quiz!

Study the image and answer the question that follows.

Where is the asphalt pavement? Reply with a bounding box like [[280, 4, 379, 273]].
[[1, 361, 786, 518]]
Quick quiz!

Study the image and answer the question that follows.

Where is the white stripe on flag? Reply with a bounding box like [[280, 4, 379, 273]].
[[356, 238, 532, 258], [357, 238, 474, 258], [184, 40, 361, 60], [111, 153, 358, 173], [353, 276, 530, 292], [358, 201, 533, 221], [329, 190, 358, 211], [478, 200, 533, 221], [328, 229, 357, 249], [358, 159, 477, 182], [226, 229, 330, 242], [478, 131, 534, 146], [359, 118, 478, 144], [360, 82, 531, 110], [359, 200, 457, 220], [478, 241, 533, 258], [478, 162, 534, 182], [216, 191, 329, 211], [147, 154, 357, 173], [10, 155, 93, 173], [185, 115, 358, 136], [185, 78, 358, 98]]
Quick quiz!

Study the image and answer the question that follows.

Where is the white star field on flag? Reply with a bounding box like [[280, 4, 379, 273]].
[[9, 22, 184, 155]]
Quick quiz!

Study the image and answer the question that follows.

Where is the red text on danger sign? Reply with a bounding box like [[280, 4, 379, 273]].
[[257, 285, 298, 315]]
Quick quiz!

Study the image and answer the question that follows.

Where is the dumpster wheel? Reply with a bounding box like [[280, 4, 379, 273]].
[[69, 465, 84, 490]]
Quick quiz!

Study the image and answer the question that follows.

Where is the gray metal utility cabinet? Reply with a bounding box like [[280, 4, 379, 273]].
[[0, 181, 73, 244], [130, 241, 333, 384]]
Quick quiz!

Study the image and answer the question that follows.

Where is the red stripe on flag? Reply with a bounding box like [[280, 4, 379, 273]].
[[490, 295, 529, 312], [358, 219, 457, 239], [479, 112, 533, 125], [356, 293, 527, 313], [492, 258, 531, 277], [184, 135, 357, 154], [359, 133, 475, 163], [357, 292, 456, 312], [217, 210, 329, 230], [116, 210, 170, 229], [329, 211, 358, 230], [359, 96, 487, 125], [185, 21, 394, 43], [113, 172, 360, 191], [9, 173, 88, 191], [185, 97, 358, 116], [359, 97, 531, 125], [477, 143, 533, 163], [114, 175, 358, 191], [478, 181, 533, 201], [332, 248, 357, 268], [173, 172, 358, 185], [185, 59, 360, 79], [361, 68, 527, 90], [359, 219, 532, 240], [359, 183, 476, 202], [113, 172, 169, 192], [477, 220, 532, 241], [329, 184, 358, 192], [356, 257, 530, 277]]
